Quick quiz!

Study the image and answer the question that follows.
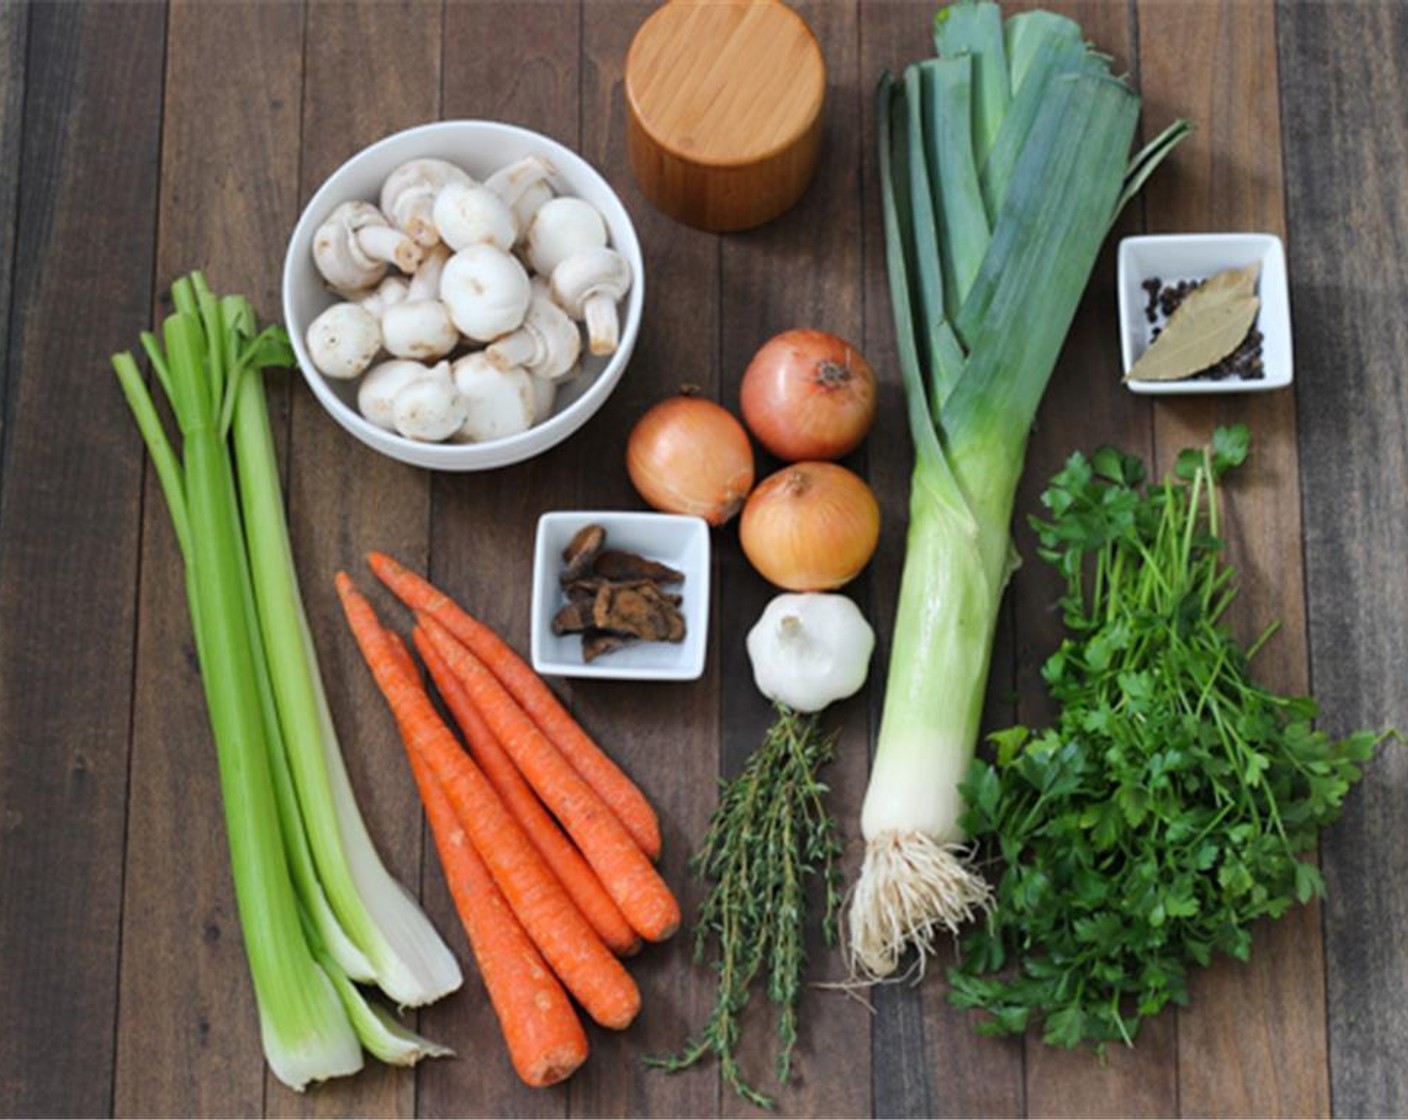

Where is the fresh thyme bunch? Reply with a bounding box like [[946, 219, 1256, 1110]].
[[648, 708, 844, 1109]]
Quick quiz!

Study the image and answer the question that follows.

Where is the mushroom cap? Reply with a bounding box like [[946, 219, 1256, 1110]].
[[549, 246, 633, 318], [393, 370, 468, 442], [433, 181, 517, 253], [358, 359, 439, 431], [306, 302, 382, 380], [525, 196, 607, 277], [381, 299, 459, 361], [313, 201, 391, 291], [380, 158, 474, 247], [451, 352, 535, 443], [486, 284, 581, 380], [440, 244, 532, 342]]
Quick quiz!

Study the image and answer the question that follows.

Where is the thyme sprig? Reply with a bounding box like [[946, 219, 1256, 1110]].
[[648, 707, 844, 1109]]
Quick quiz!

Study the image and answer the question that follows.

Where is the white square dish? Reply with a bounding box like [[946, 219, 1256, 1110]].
[[1117, 233, 1292, 395], [530, 511, 710, 681]]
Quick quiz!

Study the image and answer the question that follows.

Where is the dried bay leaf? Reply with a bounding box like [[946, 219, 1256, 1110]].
[[1126, 262, 1262, 382]]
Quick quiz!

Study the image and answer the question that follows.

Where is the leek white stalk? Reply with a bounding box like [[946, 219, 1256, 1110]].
[[849, 1, 1188, 978]]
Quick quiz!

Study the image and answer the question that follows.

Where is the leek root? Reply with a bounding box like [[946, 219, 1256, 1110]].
[[850, 1, 1188, 978]]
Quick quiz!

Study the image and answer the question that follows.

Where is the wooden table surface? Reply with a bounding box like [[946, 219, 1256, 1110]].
[[2, 1, 1405, 1117]]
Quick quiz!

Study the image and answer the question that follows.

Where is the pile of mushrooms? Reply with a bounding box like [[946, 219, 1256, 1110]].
[[304, 155, 634, 444]]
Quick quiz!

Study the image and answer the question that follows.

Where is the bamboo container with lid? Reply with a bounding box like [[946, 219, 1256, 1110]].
[[624, 0, 826, 233]]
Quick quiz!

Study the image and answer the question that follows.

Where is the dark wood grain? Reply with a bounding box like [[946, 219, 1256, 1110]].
[[0, 4, 165, 1116], [1278, 2, 1408, 1117], [281, 3, 444, 1118], [0, 0, 26, 458], [565, 5, 719, 1117], [712, 3, 869, 1116], [421, 3, 577, 1114], [2, 0, 1404, 1114], [1137, 2, 1328, 1117]]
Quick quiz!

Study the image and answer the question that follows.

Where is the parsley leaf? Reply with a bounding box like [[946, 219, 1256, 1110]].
[[949, 427, 1391, 1049]]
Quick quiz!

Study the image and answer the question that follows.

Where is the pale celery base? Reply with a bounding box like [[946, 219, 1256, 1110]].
[[847, 830, 992, 979]]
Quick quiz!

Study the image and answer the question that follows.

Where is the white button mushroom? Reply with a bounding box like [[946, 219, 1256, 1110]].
[[305, 302, 382, 380], [379, 158, 473, 248], [486, 279, 581, 380], [525, 196, 607, 277], [550, 246, 632, 356], [510, 179, 554, 247], [381, 300, 458, 361], [358, 359, 438, 432], [313, 200, 424, 292], [432, 180, 517, 253], [440, 244, 531, 343], [380, 245, 457, 361], [528, 372, 558, 423], [392, 363, 468, 443], [450, 352, 535, 443], [483, 156, 556, 237], [356, 275, 410, 320]]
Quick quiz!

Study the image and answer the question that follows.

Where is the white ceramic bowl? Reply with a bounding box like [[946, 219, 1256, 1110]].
[[1117, 232, 1292, 395], [531, 511, 710, 681], [283, 121, 644, 470]]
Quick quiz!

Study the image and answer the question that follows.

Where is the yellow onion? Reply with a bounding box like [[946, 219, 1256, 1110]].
[[627, 395, 755, 525], [739, 462, 881, 590]]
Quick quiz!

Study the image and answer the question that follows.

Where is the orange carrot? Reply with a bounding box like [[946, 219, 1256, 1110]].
[[367, 550, 662, 859], [357, 627, 588, 1083], [335, 572, 641, 1031], [406, 731, 588, 1085], [414, 625, 641, 957], [385, 630, 420, 682], [421, 614, 681, 943]]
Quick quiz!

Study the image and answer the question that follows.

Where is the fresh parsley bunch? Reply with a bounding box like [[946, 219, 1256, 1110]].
[[949, 425, 1384, 1049]]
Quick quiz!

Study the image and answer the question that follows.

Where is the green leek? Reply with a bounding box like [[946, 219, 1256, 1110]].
[[849, 2, 1188, 978]]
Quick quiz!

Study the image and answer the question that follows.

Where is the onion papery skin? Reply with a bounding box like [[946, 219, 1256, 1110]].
[[739, 461, 881, 590], [739, 329, 878, 461], [626, 395, 755, 525]]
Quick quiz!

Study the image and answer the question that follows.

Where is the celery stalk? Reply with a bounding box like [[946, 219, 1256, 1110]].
[[112, 273, 457, 1086], [227, 328, 462, 1007], [119, 302, 362, 1088]]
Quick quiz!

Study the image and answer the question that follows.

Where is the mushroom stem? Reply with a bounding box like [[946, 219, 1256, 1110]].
[[485, 155, 556, 210], [486, 330, 537, 370], [407, 244, 450, 302], [356, 224, 423, 274], [584, 293, 621, 356]]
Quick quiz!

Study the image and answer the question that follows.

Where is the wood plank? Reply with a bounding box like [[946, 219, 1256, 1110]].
[[712, 3, 869, 1116], [565, 5, 719, 1116], [0, 3, 165, 1116], [1136, 1, 1328, 1116], [418, 3, 578, 1116], [0, 0, 26, 456], [1012, 2, 1182, 1115], [276, 2, 443, 1117], [112, 3, 304, 1116], [859, 3, 1026, 1116], [1277, 2, 1408, 1116]]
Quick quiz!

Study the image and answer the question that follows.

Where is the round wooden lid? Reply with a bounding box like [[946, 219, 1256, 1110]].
[[625, 0, 826, 230]]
